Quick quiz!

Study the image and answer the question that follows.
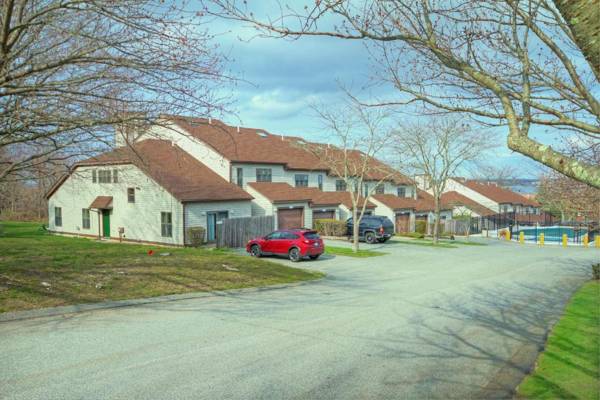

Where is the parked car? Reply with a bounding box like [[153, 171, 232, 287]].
[[347, 215, 394, 244], [246, 229, 324, 262]]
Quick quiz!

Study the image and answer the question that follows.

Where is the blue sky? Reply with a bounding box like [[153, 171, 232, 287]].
[[207, 12, 544, 179]]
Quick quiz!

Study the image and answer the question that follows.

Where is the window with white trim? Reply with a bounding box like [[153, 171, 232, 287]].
[[335, 180, 347, 191], [82, 209, 90, 229], [54, 207, 62, 227], [256, 168, 272, 182], [295, 174, 308, 187], [161, 212, 172, 237]]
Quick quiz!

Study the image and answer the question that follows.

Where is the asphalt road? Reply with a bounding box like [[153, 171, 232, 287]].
[[1, 239, 597, 399]]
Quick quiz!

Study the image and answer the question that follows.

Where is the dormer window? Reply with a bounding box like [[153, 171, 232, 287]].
[[256, 168, 272, 182]]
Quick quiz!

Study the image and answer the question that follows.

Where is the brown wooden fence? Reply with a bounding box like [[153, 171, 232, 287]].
[[216, 216, 275, 248]]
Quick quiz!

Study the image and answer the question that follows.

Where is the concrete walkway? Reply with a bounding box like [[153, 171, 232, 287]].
[[1, 239, 597, 399]]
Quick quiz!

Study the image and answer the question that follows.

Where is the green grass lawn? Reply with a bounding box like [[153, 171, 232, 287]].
[[0, 221, 324, 313], [325, 246, 386, 257], [389, 237, 487, 249], [517, 280, 600, 399]]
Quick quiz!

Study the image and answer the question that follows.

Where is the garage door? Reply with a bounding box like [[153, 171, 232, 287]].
[[312, 210, 335, 220], [395, 213, 410, 233], [277, 208, 304, 229]]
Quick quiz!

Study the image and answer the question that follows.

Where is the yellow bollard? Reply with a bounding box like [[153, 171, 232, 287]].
[[596, 236, 600, 248], [539, 232, 544, 246], [506, 230, 511, 241], [519, 231, 524, 244], [562, 233, 568, 248], [583, 234, 588, 248]]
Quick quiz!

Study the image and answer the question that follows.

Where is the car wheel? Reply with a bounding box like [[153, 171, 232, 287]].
[[309, 255, 320, 260], [288, 247, 301, 262], [250, 244, 261, 257], [365, 232, 376, 244]]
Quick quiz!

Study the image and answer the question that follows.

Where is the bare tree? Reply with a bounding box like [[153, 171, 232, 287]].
[[537, 136, 600, 223], [0, 0, 228, 183], [394, 118, 490, 244], [305, 100, 395, 252], [203, 0, 600, 188]]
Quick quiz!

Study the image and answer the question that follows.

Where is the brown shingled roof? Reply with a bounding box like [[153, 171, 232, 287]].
[[247, 182, 375, 209], [441, 191, 495, 216], [166, 116, 412, 185], [48, 140, 253, 203], [457, 179, 538, 206], [89, 196, 113, 209], [372, 194, 418, 210]]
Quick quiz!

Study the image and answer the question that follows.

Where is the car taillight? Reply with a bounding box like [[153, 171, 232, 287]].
[[379, 226, 384, 234]]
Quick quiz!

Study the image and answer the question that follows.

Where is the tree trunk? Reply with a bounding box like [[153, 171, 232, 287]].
[[352, 207, 360, 252], [433, 196, 441, 245], [553, 0, 600, 82]]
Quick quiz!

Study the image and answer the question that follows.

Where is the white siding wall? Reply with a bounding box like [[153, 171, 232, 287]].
[[232, 162, 415, 196], [445, 179, 500, 213], [246, 186, 274, 217], [48, 165, 184, 245], [371, 198, 396, 225], [451, 205, 481, 218], [184, 201, 252, 241], [232, 163, 336, 191]]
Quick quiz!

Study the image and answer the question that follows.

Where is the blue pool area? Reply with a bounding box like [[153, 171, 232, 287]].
[[515, 226, 589, 243]]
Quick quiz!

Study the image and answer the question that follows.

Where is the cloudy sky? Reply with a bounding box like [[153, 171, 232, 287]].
[[206, 8, 543, 178]]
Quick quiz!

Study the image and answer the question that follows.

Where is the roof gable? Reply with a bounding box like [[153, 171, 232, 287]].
[[456, 179, 537, 206], [48, 140, 252, 203]]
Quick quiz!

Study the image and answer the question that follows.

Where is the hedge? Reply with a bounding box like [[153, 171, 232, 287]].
[[415, 220, 427, 234], [186, 226, 206, 247], [313, 219, 347, 237]]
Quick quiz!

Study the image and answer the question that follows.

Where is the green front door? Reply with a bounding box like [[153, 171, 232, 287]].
[[102, 210, 110, 237]]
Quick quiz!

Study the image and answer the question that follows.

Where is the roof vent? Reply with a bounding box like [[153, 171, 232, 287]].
[[208, 117, 212, 125], [236, 126, 240, 133]]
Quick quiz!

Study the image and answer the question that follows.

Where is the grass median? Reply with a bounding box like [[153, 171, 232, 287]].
[[0, 221, 324, 313], [325, 246, 386, 258], [517, 280, 599, 399]]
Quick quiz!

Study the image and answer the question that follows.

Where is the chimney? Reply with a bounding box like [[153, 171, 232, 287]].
[[208, 117, 212, 125], [237, 126, 240, 133]]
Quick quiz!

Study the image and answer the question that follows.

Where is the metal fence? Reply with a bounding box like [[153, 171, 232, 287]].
[[507, 224, 596, 244], [421, 210, 598, 244], [216, 215, 274, 248], [467, 211, 558, 234]]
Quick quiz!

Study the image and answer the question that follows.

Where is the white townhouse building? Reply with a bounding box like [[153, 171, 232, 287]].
[[48, 115, 434, 243], [47, 140, 252, 245]]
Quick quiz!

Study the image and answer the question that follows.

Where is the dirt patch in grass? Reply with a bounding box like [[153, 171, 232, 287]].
[[0, 222, 324, 313]]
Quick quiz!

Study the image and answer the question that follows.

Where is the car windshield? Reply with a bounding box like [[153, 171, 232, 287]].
[[303, 232, 320, 240]]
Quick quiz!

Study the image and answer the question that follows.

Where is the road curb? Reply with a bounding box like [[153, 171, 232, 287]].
[[0, 278, 325, 323]]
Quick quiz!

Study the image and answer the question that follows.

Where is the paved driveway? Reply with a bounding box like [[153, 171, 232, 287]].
[[1, 239, 597, 399]]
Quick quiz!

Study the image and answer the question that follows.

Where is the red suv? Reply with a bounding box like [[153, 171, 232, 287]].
[[246, 229, 324, 262]]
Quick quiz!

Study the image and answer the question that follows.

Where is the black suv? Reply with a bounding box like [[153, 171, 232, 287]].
[[347, 215, 395, 244]]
